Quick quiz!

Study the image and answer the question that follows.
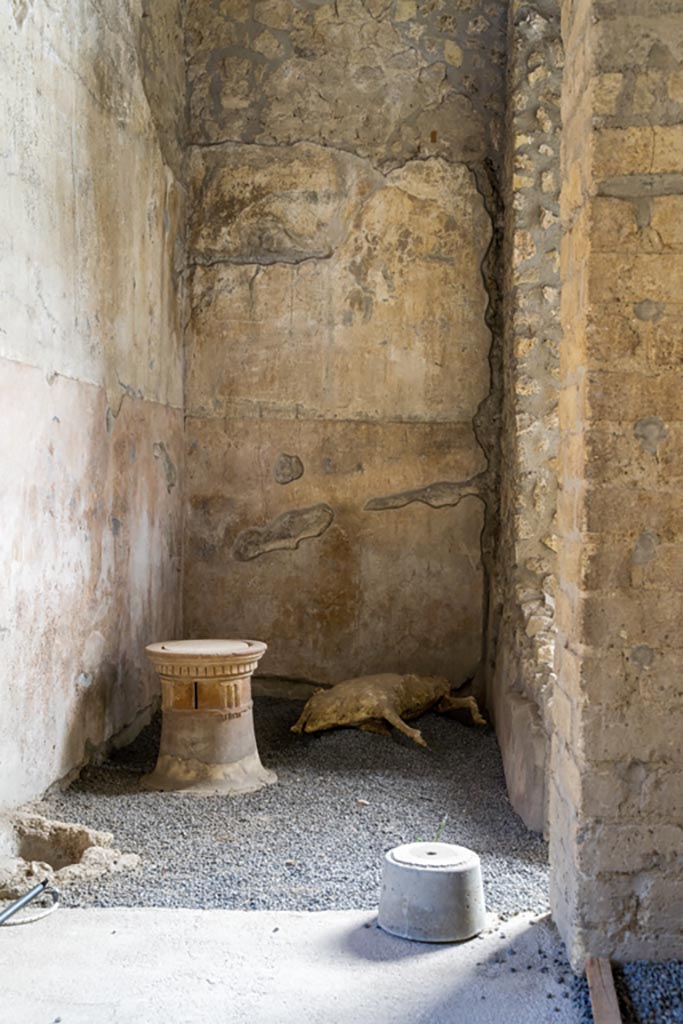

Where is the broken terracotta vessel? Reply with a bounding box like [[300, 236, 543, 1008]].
[[143, 639, 276, 795]]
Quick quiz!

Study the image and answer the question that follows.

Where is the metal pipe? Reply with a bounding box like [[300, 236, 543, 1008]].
[[0, 879, 49, 926]]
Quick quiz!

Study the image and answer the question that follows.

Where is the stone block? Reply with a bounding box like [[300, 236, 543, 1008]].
[[590, 196, 639, 252], [578, 877, 640, 930], [592, 73, 623, 116], [595, 12, 683, 71], [589, 252, 683, 306], [554, 637, 583, 705], [585, 369, 683, 423], [576, 823, 683, 875], [585, 586, 683, 646], [557, 643, 637, 706], [577, 925, 683, 965], [650, 195, 683, 250], [494, 687, 548, 832], [592, 126, 654, 180], [635, 650, 683, 705], [645, 543, 683, 589], [585, 305, 645, 367], [641, 768, 683, 821], [584, 486, 683, 541], [648, 318, 683, 368], [579, 701, 683, 763], [632, 71, 668, 116], [639, 880, 683, 935]]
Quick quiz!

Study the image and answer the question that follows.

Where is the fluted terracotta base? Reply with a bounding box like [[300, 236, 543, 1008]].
[[142, 639, 276, 796]]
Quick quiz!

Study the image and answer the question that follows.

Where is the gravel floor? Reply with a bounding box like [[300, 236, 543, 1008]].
[[40, 698, 550, 918], [573, 963, 683, 1024], [33, 698, 683, 1022]]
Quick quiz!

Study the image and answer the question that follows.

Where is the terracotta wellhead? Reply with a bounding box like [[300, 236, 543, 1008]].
[[142, 639, 276, 795]]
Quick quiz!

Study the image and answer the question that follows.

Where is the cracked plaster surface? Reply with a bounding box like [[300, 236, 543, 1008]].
[[183, 0, 505, 683], [186, 0, 507, 171], [0, 1, 185, 808]]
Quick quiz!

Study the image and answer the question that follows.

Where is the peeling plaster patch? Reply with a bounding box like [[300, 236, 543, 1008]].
[[630, 645, 655, 671], [82, 631, 106, 674], [11, 0, 34, 29], [634, 299, 664, 322], [323, 457, 363, 475], [274, 453, 304, 484], [632, 530, 659, 565], [364, 478, 481, 511], [634, 416, 668, 455], [76, 672, 94, 690], [233, 503, 334, 561], [187, 143, 383, 267], [153, 442, 177, 492]]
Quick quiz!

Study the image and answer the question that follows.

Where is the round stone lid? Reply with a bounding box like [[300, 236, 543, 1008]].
[[146, 639, 266, 659], [387, 842, 479, 870]]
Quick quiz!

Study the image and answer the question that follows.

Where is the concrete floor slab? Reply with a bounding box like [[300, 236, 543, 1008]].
[[0, 908, 578, 1023]]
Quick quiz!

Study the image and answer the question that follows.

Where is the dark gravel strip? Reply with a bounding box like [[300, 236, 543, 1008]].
[[572, 960, 683, 1024]]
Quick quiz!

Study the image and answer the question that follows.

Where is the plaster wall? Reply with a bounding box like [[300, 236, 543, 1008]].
[[183, 0, 507, 684], [0, 0, 186, 808]]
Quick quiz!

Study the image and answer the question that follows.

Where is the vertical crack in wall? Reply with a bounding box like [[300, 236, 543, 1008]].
[[182, 0, 508, 685], [466, 157, 505, 711]]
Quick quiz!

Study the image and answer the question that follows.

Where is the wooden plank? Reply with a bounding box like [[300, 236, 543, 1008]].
[[585, 956, 623, 1024]]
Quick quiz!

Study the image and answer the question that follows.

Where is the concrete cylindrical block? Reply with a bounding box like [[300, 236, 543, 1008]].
[[142, 639, 276, 796], [378, 842, 486, 942]]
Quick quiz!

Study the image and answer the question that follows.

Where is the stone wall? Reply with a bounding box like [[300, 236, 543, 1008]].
[[551, 0, 683, 965], [0, 0, 186, 808], [184, 0, 507, 684], [491, 0, 562, 832]]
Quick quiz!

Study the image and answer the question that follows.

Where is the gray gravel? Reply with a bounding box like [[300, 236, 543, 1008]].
[[41, 698, 550, 918], [36, 698, 683, 1022], [573, 962, 683, 1024]]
